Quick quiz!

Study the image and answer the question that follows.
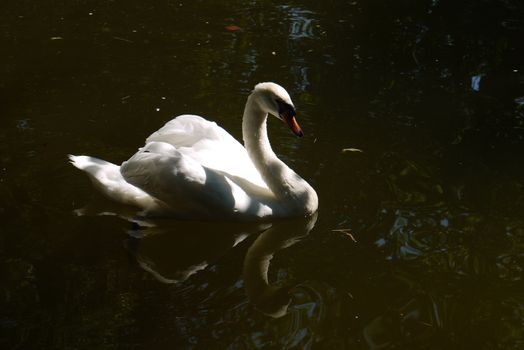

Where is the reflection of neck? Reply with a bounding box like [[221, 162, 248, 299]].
[[243, 226, 291, 318], [242, 215, 318, 318], [243, 236, 274, 296]]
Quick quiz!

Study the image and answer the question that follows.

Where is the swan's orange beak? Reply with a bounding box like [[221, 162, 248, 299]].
[[277, 100, 303, 137], [285, 115, 304, 137]]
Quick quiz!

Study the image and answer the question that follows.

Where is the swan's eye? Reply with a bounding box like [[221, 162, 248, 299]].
[[276, 99, 296, 118]]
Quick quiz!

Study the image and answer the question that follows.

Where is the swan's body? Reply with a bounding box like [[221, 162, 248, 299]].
[[70, 82, 318, 220]]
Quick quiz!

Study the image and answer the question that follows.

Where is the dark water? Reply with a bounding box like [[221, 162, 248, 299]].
[[2, 0, 524, 348]]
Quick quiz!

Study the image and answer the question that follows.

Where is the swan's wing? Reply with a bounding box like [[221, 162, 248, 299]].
[[145, 115, 267, 188], [69, 155, 165, 212], [146, 114, 225, 148], [120, 142, 239, 218]]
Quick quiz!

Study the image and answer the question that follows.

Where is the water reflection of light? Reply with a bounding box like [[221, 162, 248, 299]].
[[471, 74, 482, 91], [280, 6, 316, 40], [376, 207, 451, 261], [292, 65, 310, 91], [279, 5, 319, 92], [239, 48, 259, 85]]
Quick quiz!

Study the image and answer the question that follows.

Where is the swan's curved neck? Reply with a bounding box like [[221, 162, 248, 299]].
[[242, 94, 318, 216], [242, 95, 276, 167]]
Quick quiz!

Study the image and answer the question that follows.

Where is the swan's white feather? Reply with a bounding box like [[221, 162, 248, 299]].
[[69, 83, 318, 220], [120, 141, 274, 220], [68, 155, 165, 213], [145, 115, 267, 189]]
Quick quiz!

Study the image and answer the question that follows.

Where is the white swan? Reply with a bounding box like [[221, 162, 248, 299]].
[[69, 82, 318, 220]]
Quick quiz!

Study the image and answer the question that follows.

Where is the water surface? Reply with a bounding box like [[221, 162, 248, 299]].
[[1, 1, 524, 349]]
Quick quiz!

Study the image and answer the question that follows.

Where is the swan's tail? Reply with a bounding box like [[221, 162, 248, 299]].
[[69, 154, 110, 172], [68, 155, 162, 211]]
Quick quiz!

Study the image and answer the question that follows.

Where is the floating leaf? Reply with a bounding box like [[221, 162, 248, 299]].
[[225, 25, 241, 31], [341, 148, 364, 153]]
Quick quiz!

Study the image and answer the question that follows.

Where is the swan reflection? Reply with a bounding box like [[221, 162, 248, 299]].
[[243, 213, 318, 318], [124, 220, 270, 284], [121, 213, 317, 317]]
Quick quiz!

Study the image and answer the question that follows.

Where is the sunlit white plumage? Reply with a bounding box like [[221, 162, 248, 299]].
[[69, 82, 318, 220]]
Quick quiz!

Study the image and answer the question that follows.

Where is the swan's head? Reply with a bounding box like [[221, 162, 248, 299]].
[[252, 82, 304, 137]]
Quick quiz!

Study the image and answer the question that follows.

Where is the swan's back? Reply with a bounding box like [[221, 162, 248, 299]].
[[145, 115, 267, 188], [146, 114, 225, 147]]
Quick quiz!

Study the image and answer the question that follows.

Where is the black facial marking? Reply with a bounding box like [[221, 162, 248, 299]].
[[276, 99, 296, 117]]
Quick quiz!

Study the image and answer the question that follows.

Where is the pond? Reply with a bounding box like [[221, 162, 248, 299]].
[[1, 0, 524, 348]]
